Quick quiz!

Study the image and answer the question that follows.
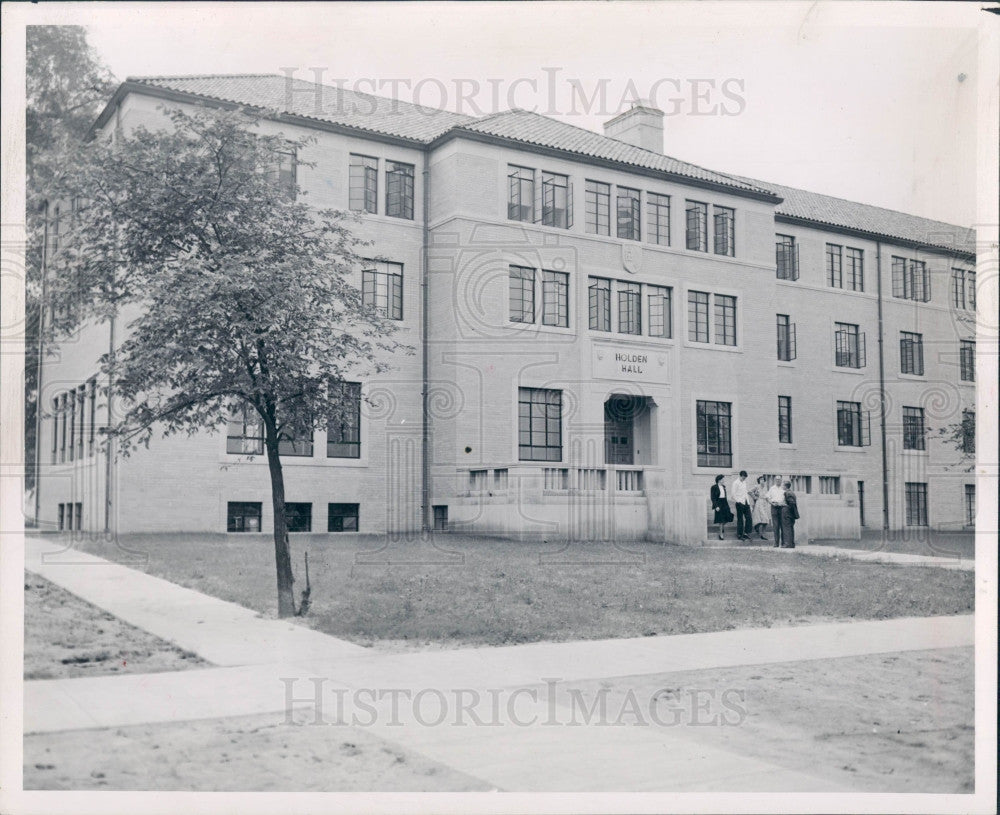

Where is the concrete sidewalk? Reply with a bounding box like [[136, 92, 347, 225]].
[[728, 542, 973, 570], [22, 535, 975, 792]]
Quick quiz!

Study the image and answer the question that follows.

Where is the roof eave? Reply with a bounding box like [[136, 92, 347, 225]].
[[776, 213, 976, 259]]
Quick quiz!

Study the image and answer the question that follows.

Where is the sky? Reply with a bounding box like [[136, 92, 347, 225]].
[[7, 2, 996, 227]]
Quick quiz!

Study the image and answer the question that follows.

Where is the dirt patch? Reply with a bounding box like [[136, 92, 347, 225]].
[[24, 574, 207, 679], [556, 646, 973, 793], [24, 708, 491, 791]]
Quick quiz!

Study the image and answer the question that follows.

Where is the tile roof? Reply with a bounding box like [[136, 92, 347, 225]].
[[127, 74, 474, 142], [116, 75, 974, 251]]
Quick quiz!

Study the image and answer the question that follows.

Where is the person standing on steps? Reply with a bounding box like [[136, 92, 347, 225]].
[[766, 475, 787, 548], [732, 470, 752, 541], [750, 475, 771, 541], [710, 474, 734, 540], [781, 480, 799, 548]]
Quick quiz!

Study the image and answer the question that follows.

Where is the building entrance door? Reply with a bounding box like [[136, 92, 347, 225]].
[[604, 396, 642, 465], [858, 480, 865, 527]]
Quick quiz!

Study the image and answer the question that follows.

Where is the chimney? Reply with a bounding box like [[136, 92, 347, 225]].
[[603, 101, 664, 154]]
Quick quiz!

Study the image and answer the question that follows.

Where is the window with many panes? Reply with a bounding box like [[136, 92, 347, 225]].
[[227, 502, 262, 533], [509, 266, 535, 323], [960, 340, 975, 381], [696, 400, 732, 467], [778, 396, 792, 444], [278, 427, 314, 457], [648, 286, 672, 338], [837, 401, 871, 447], [385, 161, 414, 219], [905, 482, 928, 526], [541, 270, 569, 327], [819, 476, 841, 495], [951, 268, 976, 310], [617, 187, 641, 240], [327, 382, 361, 458], [776, 314, 796, 361], [284, 502, 312, 532], [67, 387, 75, 462], [586, 180, 611, 235], [510, 267, 568, 327], [964, 484, 975, 526], [902, 406, 925, 450], [518, 387, 562, 462], [961, 409, 975, 455], [826, 244, 843, 288], [541, 172, 571, 228], [845, 247, 864, 291], [227, 405, 264, 454], [646, 193, 670, 246], [588, 277, 611, 332], [713, 206, 734, 256], [508, 165, 534, 222], [834, 322, 865, 368], [775, 234, 798, 280], [900, 331, 924, 375], [349, 154, 378, 213], [87, 378, 97, 456], [275, 149, 296, 199], [618, 281, 642, 335], [329, 503, 359, 532], [362, 262, 403, 320], [892, 257, 931, 302], [714, 295, 737, 346], [686, 201, 708, 251], [688, 291, 710, 342]]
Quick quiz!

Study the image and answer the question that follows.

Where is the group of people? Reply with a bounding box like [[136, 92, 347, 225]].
[[710, 472, 800, 548]]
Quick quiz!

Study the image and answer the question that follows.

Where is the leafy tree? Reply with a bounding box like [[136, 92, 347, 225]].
[[46, 106, 405, 616], [25, 26, 115, 493], [934, 410, 975, 473]]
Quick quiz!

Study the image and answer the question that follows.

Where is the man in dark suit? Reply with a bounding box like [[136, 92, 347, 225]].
[[781, 480, 799, 548]]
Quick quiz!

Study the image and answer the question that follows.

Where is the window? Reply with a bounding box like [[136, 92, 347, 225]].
[[87, 378, 97, 457], [57, 503, 65, 531], [714, 295, 736, 346], [585, 180, 610, 235], [588, 277, 611, 332], [688, 291, 710, 343], [618, 281, 642, 335], [59, 393, 67, 463], [227, 502, 262, 533], [284, 502, 312, 532], [68, 388, 75, 462], [775, 235, 798, 280], [964, 484, 975, 526], [826, 244, 843, 288], [509, 266, 535, 323], [327, 382, 361, 458], [278, 428, 314, 457], [891, 257, 931, 302], [518, 387, 562, 462], [647, 193, 670, 246], [776, 315, 796, 361], [902, 407, 925, 451], [778, 396, 792, 444], [834, 322, 865, 368], [75, 386, 85, 459], [696, 400, 732, 467], [50, 396, 58, 464], [617, 187, 641, 240], [74, 503, 82, 531], [541, 270, 569, 327], [433, 505, 448, 531], [837, 401, 871, 447], [788, 475, 811, 494], [713, 206, 734, 256], [951, 268, 976, 310], [276, 149, 296, 199], [362, 261, 404, 320], [900, 332, 924, 375], [385, 161, 414, 219], [960, 340, 975, 381], [846, 248, 864, 292], [819, 476, 841, 495], [647, 286, 672, 338], [541, 172, 571, 228], [227, 405, 264, 454], [508, 165, 534, 222], [961, 409, 975, 455], [349, 154, 378, 213], [904, 483, 928, 526], [329, 503, 360, 532], [685, 201, 708, 251]]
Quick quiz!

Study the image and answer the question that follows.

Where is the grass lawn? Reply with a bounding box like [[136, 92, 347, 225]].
[[64, 533, 974, 648], [810, 529, 975, 559]]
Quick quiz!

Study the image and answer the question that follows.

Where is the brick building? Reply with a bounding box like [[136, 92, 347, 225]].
[[36, 75, 978, 541]]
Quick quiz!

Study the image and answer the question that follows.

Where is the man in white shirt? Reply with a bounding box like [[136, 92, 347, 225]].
[[732, 470, 752, 541], [766, 475, 787, 548]]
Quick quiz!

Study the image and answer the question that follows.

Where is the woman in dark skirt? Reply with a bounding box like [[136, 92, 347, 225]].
[[710, 474, 734, 540]]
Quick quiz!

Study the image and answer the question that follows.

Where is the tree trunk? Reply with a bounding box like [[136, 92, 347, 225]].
[[263, 421, 296, 618]]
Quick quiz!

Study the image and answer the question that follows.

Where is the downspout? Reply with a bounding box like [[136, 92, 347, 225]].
[[33, 201, 49, 525], [875, 240, 889, 531], [420, 151, 431, 534]]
